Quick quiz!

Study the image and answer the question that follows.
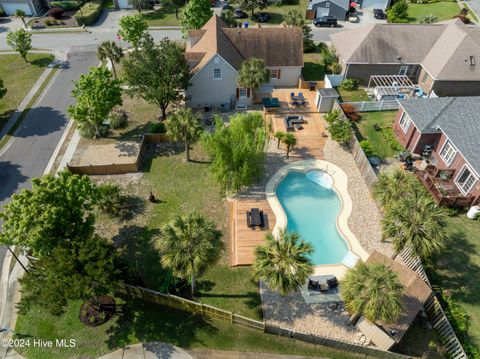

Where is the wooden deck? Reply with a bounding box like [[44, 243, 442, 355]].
[[230, 200, 276, 266], [271, 88, 318, 113]]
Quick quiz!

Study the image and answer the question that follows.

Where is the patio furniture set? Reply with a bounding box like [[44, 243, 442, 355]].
[[308, 276, 339, 293], [284, 115, 305, 131], [246, 208, 265, 229], [291, 92, 306, 106]]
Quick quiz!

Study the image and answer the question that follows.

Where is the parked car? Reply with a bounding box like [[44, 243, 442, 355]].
[[373, 8, 386, 19], [313, 16, 337, 27], [234, 8, 248, 18], [253, 12, 270, 22]]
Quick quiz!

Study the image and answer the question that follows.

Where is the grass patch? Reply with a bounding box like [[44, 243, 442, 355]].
[[336, 87, 369, 102], [427, 214, 480, 348], [142, 4, 185, 26], [353, 111, 400, 158], [0, 53, 54, 132], [0, 66, 57, 151], [302, 50, 325, 81], [406, 2, 460, 22], [16, 299, 367, 359]]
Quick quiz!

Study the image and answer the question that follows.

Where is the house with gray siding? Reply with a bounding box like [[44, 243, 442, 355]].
[[305, 0, 349, 20], [0, 0, 43, 15], [185, 15, 303, 109], [330, 20, 480, 97]]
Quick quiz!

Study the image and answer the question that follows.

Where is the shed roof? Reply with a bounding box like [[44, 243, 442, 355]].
[[318, 88, 339, 97]]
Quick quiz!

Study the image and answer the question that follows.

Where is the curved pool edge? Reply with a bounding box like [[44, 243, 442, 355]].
[[265, 159, 369, 277]]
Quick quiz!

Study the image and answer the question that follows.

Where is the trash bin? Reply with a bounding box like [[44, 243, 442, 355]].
[[244, 21, 249, 28], [309, 82, 316, 91], [204, 105, 211, 112]]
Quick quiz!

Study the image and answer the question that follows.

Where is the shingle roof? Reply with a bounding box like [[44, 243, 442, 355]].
[[331, 20, 480, 81], [185, 15, 303, 72], [365, 251, 433, 343], [399, 97, 480, 174]]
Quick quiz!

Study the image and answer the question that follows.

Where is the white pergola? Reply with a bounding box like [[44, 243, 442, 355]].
[[367, 75, 418, 98]]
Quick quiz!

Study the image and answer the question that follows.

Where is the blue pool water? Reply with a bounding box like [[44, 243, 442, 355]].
[[275, 171, 349, 265]]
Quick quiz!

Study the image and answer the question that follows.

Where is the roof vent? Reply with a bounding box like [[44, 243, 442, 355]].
[[470, 55, 476, 67], [396, 55, 402, 62]]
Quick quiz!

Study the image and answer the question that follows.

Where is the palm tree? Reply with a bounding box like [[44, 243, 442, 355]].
[[253, 229, 314, 295], [96, 41, 124, 79], [237, 57, 270, 95], [273, 131, 285, 149], [15, 9, 26, 27], [382, 191, 447, 260], [156, 214, 223, 297], [372, 169, 421, 209], [165, 108, 203, 161], [282, 133, 297, 159], [342, 261, 404, 324]]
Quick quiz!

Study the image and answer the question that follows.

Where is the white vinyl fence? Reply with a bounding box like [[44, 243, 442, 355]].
[[325, 74, 345, 88], [340, 100, 400, 112]]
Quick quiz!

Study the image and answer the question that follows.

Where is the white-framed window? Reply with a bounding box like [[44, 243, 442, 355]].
[[270, 69, 279, 79], [238, 88, 247, 98], [325, 1, 330, 6], [213, 68, 221, 80], [455, 165, 477, 195], [399, 66, 409, 76], [439, 139, 457, 166], [399, 111, 411, 133]]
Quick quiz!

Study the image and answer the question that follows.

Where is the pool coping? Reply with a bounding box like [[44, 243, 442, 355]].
[[265, 159, 369, 278]]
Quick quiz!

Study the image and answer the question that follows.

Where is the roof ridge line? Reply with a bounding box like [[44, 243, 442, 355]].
[[428, 97, 456, 129]]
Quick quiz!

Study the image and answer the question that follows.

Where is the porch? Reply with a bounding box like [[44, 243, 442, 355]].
[[413, 166, 476, 207]]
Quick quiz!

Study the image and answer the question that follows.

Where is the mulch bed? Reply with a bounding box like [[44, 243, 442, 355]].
[[30, 11, 78, 29], [79, 296, 116, 327]]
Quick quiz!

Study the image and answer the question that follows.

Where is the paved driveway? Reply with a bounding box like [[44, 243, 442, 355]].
[[0, 17, 23, 34]]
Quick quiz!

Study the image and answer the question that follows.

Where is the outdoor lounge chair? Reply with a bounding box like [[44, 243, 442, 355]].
[[308, 279, 319, 291], [327, 277, 338, 289]]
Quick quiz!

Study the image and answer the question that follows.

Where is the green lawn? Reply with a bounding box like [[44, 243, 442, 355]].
[[406, 2, 460, 22], [0, 53, 54, 132], [302, 51, 325, 81], [336, 87, 369, 102], [353, 111, 401, 158], [428, 215, 480, 348], [142, 4, 185, 26], [228, 0, 308, 25], [16, 299, 367, 359]]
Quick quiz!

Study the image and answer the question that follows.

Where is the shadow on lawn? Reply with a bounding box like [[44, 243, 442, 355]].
[[29, 55, 54, 67], [106, 298, 217, 350]]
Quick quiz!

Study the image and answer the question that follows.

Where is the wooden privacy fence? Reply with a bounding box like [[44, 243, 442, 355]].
[[67, 133, 169, 176], [340, 100, 400, 112], [119, 284, 414, 359]]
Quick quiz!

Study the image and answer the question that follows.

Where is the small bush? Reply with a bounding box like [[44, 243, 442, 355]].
[[328, 119, 352, 146], [0, 9, 7, 17], [45, 19, 58, 26], [360, 139, 373, 157], [50, 1, 82, 10], [340, 103, 361, 122], [323, 109, 340, 124], [78, 124, 108, 138], [48, 7, 64, 19], [317, 42, 328, 53], [74, 0, 103, 25], [109, 109, 128, 129], [340, 78, 359, 91], [391, 0, 408, 18], [382, 128, 403, 152], [330, 62, 342, 74], [149, 122, 166, 134], [96, 183, 122, 216]]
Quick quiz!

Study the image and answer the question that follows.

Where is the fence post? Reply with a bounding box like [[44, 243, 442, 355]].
[[379, 100, 383, 111]]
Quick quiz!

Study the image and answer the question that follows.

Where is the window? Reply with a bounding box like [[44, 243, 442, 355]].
[[325, 1, 330, 6], [270, 69, 279, 79], [213, 68, 221, 80], [238, 88, 247, 98], [399, 112, 411, 133], [399, 66, 409, 76], [439, 140, 457, 166], [455, 166, 477, 195]]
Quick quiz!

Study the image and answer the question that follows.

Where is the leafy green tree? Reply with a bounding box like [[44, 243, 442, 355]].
[[165, 108, 203, 161], [372, 169, 421, 209], [382, 191, 447, 260], [221, 9, 238, 27], [97, 40, 124, 79], [282, 132, 296, 159], [156, 213, 223, 296], [123, 34, 191, 120], [284, 10, 304, 27], [118, 14, 148, 49], [391, 0, 408, 19], [240, 0, 268, 17], [342, 261, 404, 323], [17, 234, 120, 316], [181, 0, 213, 34], [328, 118, 352, 146], [273, 131, 285, 149], [68, 66, 122, 138], [203, 112, 267, 192], [0, 78, 7, 100], [418, 13, 438, 23], [15, 9, 26, 26], [130, 0, 150, 12], [6, 29, 32, 62], [237, 57, 269, 92], [0, 171, 97, 257], [253, 229, 314, 295]]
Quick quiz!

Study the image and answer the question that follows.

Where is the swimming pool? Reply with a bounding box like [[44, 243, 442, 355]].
[[275, 170, 349, 265]]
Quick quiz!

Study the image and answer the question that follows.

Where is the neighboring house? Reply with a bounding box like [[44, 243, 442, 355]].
[[356, 251, 433, 350], [394, 97, 480, 206], [0, 0, 42, 15], [305, 0, 349, 21], [185, 15, 303, 109], [114, 0, 132, 9], [330, 20, 480, 97]]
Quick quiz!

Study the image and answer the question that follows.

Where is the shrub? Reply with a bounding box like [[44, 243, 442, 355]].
[[74, 0, 103, 26], [382, 128, 403, 152], [0, 9, 7, 17], [50, 1, 81, 10], [339, 78, 359, 91], [340, 103, 361, 122], [149, 122, 166, 134], [79, 124, 108, 138], [317, 42, 328, 53], [323, 109, 340, 124], [330, 62, 342, 74], [418, 13, 438, 23], [45, 19, 59, 26], [360, 139, 373, 156], [391, 0, 408, 19], [48, 7, 64, 19], [96, 183, 122, 216], [109, 109, 128, 129], [328, 119, 352, 146]]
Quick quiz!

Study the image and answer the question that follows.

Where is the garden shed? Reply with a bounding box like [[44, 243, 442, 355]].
[[315, 88, 339, 113]]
